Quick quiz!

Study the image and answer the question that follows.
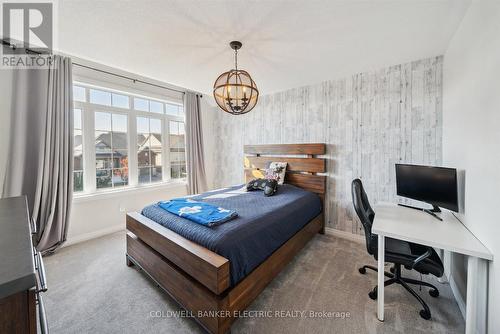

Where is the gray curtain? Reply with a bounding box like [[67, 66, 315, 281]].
[[184, 92, 207, 194], [3, 55, 73, 254]]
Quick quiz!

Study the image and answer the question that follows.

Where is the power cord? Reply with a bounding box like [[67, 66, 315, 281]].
[[452, 212, 476, 237], [451, 212, 464, 224]]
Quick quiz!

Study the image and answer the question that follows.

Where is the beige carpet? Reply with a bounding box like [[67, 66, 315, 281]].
[[43, 231, 464, 334]]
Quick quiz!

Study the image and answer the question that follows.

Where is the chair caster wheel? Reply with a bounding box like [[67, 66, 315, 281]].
[[359, 267, 366, 274], [419, 309, 431, 320], [429, 289, 439, 298], [368, 288, 377, 300]]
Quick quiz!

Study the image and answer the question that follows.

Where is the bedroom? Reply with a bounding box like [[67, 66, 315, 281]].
[[0, 1, 498, 333]]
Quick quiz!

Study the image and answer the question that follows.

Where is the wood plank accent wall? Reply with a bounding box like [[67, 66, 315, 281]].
[[212, 57, 443, 235]]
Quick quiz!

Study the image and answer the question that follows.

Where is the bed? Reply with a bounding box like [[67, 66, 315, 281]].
[[126, 143, 326, 334]]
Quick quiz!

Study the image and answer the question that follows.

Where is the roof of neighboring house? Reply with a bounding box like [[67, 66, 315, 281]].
[[137, 133, 162, 153]]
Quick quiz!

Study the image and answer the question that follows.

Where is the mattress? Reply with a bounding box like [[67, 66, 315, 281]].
[[141, 184, 322, 286]]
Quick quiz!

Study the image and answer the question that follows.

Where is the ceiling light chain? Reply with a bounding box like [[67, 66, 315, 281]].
[[234, 48, 238, 70]]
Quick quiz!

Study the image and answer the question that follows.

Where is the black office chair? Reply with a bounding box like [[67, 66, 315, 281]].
[[351, 178, 444, 320]]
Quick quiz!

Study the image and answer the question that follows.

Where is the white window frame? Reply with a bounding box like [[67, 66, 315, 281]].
[[73, 81, 186, 196]]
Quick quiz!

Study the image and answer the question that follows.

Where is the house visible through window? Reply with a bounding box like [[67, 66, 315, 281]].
[[137, 117, 163, 184], [95, 112, 129, 189], [169, 121, 186, 179], [73, 108, 84, 191], [72, 82, 185, 194]]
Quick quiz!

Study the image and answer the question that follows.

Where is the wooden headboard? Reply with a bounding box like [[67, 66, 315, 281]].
[[243, 143, 326, 196]]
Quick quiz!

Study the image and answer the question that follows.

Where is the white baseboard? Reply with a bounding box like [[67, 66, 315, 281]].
[[324, 227, 365, 244], [449, 274, 466, 320], [63, 224, 125, 248]]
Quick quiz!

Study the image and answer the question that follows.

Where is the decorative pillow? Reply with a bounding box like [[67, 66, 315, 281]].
[[265, 162, 287, 185]]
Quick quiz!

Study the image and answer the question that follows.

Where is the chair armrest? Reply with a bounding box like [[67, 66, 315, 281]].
[[410, 247, 433, 270]]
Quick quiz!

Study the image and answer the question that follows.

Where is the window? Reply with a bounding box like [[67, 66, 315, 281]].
[[73, 108, 84, 191], [166, 103, 183, 116], [72, 82, 185, 194], [137, 117, 163, 184], [89, 89, 111, 106], [112, 93, 129, 109], [169, 121, 186, 179], [134, 97, 149, 111], [95, 112, 128, 189], [73, 85, 86, 102], [134, 97, 167, 114], [150, 101, 163, 114]]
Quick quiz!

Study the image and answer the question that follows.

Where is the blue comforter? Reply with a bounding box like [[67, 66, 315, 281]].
[[141, 184, 322, 286]]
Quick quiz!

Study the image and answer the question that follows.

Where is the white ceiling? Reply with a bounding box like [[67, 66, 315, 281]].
[[58, 0, 471, 96]]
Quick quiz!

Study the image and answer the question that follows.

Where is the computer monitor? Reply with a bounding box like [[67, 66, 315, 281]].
[[395, 164, 459, 213]]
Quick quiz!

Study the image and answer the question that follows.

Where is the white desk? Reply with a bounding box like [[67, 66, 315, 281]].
[[372, 203, 493, 334]]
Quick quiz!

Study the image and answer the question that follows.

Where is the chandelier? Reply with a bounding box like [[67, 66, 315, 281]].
[[213, 41, 259, 115]]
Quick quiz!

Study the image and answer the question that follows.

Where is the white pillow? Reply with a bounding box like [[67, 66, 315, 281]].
[[265, 162, 287, 185]]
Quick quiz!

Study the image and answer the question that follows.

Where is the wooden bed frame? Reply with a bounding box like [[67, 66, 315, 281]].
[[126, 143, 326, 334]]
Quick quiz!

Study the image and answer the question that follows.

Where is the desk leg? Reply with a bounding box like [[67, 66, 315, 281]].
[[377, 234, 385, 322], [465, 256, 478, 334], [466, 256, 487, 334]]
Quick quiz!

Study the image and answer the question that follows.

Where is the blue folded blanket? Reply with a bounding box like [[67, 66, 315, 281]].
[[158, 198, 238, 227]]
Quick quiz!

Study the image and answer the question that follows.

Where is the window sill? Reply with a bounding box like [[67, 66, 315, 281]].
[[72, 179, 187, 203]]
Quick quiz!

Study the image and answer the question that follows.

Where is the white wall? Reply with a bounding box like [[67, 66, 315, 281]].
[[443, 1, 500, 332], [67, 183, 187, 245]]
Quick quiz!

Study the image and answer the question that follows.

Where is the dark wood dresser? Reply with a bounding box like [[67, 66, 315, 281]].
[[0, 196, 48, 333]]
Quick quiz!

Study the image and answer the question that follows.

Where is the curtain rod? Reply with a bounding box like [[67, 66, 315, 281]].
[[2, 39, 203, 98], [73, 62, 195, 96]]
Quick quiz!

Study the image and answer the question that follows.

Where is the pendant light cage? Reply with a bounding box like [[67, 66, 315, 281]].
[[213, 41, 259, 115]]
